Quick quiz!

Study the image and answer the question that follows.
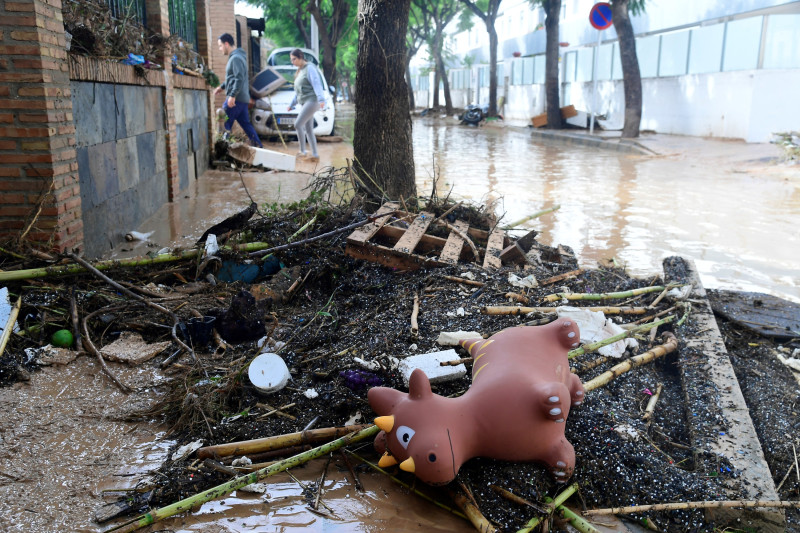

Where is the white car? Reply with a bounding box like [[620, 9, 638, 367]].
[[250, 47, 336, 138]]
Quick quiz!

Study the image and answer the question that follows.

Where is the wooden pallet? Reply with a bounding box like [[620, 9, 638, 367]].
[[345, 202, 510, 271]]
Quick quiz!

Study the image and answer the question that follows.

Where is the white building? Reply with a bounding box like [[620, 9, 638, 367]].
[[411, 0, 800, 142]]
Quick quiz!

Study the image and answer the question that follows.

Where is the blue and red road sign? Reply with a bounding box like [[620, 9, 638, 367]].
[[589, 2, 613, 30]]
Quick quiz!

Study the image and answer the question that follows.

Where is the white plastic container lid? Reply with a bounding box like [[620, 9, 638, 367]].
[[248, 352, 290, 394]]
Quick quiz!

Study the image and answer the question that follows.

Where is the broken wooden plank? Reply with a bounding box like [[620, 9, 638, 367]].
[[440, 220, 470, 264], [499, 241, 527, 265], [393, 211, 434, 254], [708, 290, 800, 341], [346, 202, 400, 245], [530, 105, 578, 128], [345, 240, 445, 271], [483, 227, 505, 269]]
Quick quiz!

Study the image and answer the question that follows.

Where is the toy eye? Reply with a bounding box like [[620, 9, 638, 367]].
[[396, 425, 415, 450]]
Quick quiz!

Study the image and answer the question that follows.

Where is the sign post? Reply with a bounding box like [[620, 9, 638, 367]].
[[588, 3, 613, 135]]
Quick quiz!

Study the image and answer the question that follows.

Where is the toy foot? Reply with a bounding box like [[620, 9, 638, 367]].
[[545, 438, 575, 483], [536, 383, 571, 423]]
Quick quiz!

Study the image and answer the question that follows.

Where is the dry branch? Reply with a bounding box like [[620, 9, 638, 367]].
[[443, 275, 485, 287], [196, 424, 370, 459]]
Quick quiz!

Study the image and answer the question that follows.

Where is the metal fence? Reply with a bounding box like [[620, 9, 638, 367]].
[[168, 0, 199, 51], [106, 0, 147, 27]]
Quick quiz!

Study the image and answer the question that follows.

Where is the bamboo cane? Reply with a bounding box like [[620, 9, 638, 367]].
[[540, 268, 585, 286], [568, 315, 675, 359], [505, 292, 529, 304], [548, 497, 600, 533], [0, 242, 277, 282], [443, 275, 485, 287], [517, 482, 579, 533], [483, 306, 648, 316], [288, 215, 317, 243], [583, 499, 800, 516], [542, 285, 679, 303], [107, 425, 380, 533], [502, 205, 561, 230], [642, 383, 664, 422], [583, 333, 678, 392], [410, 291, 419, 337], [0, 294, 22, 359], [196, 424, 370, 459], [450, 486, 498, 533]]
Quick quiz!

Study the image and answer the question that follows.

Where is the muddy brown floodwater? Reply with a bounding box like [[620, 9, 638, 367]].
[[121, 105, 799, 303]]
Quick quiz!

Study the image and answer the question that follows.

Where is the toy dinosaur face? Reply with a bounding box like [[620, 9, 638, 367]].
[[368, 370, 462, 485]]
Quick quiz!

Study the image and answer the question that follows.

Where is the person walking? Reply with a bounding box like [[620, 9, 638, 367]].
[[288, 49, 325, 162], [213, 33, 263, 148]]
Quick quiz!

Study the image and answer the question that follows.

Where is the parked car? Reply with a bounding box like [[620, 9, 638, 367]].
[[250, 47, 336, 138]]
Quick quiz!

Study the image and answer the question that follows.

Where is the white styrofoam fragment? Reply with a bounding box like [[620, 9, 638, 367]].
[[436, 331, 483, 346], [398, 349, 466, 387]]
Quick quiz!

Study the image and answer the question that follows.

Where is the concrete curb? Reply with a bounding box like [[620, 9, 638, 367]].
[[663, 256, 785, 532], [528, 128, 658, 156]]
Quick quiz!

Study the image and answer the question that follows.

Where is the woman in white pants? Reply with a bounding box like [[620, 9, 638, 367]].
[[288, 49, 326, 162]]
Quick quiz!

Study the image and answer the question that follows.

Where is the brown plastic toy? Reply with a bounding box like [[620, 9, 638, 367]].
[[368, 318, 585, 485]]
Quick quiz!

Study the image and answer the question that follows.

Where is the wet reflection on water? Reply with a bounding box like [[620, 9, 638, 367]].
[[414, 119, 799, 302]]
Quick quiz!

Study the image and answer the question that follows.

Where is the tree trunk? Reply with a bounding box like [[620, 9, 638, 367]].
[[544, 0, 562, 129], [354, 0, 416, 201], [611, 0, 641, 138], [434, 29, 453, 115], [487, 22, 498, 116], [433, 67, 440, 108]]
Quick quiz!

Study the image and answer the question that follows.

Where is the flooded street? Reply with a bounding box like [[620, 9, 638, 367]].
[[20, 104, 791, 533]]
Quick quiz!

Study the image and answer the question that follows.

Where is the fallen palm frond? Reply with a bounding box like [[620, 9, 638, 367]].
[[106, 425, 380, 533], [583, 333, 678, 392]]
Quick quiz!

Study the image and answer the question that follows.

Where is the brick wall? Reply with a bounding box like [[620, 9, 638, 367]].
[[0, 0, 82, 251], [209, 0, 235, 111]]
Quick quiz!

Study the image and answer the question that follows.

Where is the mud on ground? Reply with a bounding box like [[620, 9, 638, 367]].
[[1, 196, 798, 533]]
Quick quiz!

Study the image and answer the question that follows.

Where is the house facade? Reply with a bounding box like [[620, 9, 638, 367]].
[[413, 0, 800, 142], [0, 0, 265, 257]]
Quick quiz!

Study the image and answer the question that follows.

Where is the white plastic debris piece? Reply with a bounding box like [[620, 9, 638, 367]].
[[100, 331, 171, 365], [508, 273, 538, 289], [436, 331, 484, 346], [37, 345, 77, 366], [248, 352, 291, 394], [614, 424, 640, 441], [667, 285, 692, 301], [354, 356, 399, 371], [398, 349, 466, 387], [239, 483, 269, 494], [232, 456, 252, 467], [171, 440, 204, 462], [409, 343, 418, 351], [459, 271, 476, 280], [125, 230, 154, 242], [776, 352, 800, 372], [204, 234, 219, 256], [345, 411, 363, 426], [303, 388, 319, 399], [556, 306, 638, 358], [232, 457, 253, 468], [456, 307, 466, 317]]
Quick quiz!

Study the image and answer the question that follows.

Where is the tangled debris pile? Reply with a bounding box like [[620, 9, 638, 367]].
[[1, 190, 798, 533]]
